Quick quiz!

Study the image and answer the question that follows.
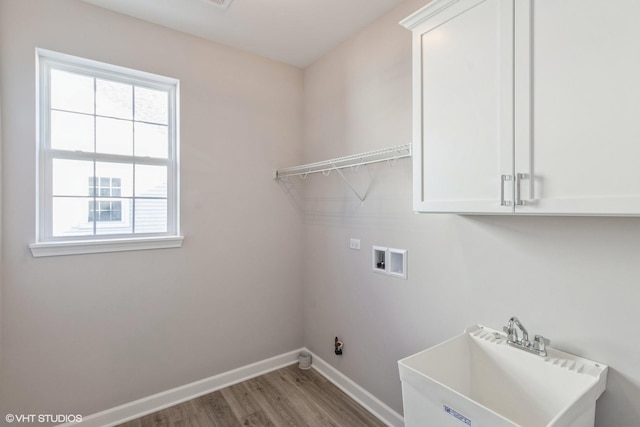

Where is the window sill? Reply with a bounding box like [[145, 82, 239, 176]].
[[29, 235, 184, 257]]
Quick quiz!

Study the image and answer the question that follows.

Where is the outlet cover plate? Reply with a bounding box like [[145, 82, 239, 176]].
[[350, 239, 361, 250]]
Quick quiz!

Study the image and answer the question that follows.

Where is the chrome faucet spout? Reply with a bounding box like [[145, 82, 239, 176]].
[[509, 316, 529, 344], [504, 316, 548, 357]]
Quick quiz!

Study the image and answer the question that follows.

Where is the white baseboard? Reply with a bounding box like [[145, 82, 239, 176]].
[[58, 348, 404, 427], [306, 349, 404, 427], [59, 349, 301, 427]]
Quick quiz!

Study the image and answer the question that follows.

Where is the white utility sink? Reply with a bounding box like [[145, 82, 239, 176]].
[[399, 325, 607, 427]]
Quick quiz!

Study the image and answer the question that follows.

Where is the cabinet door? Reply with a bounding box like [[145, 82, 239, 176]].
[[514, 0, 640, 215], [408, 0, 514, 213]]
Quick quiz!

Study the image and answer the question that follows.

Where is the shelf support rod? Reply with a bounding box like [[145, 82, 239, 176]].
[[333, 163, 366, 205]]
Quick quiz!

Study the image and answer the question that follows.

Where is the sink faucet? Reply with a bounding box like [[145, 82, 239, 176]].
[[505, 316, 529, 345], [503, 316, 548, 357]]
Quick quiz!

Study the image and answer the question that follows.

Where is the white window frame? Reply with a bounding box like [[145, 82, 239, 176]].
[[29, 49, 183, 257]]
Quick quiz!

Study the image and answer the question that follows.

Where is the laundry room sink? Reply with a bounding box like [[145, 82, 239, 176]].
[[398, 324, 607, 427]]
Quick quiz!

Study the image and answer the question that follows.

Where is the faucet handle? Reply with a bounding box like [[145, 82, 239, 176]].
[[533, 335, 549, 353]]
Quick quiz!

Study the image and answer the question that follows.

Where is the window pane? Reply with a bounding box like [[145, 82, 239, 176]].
[[96, 79, 133, 120], [88, 177, 96, 196], [111, 178, 122, 197], [53, 197, 94, 237], [53, 159, 94, 196], [135, 86, 168, 124], [106, 201, 122, 221], [134, 199, 167, 233], [135, 122, 168, 159], [50, 111, 94, 152], [95, 162, 133, 197], [40, 52, 179, 244], [96, 117, 133, 156], [96, 198, 132, 235], [50, 69, 94, 114], [135, 164, 167, 197]]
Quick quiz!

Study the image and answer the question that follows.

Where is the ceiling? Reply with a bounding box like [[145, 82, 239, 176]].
[[80, 0, 407, 68]]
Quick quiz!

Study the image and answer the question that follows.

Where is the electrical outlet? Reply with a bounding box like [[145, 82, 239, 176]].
[[350, 238, 361, 250]]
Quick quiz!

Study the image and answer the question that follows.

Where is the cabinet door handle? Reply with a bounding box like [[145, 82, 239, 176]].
[[500, 175, 512, 207], [516, 173, 528, 206]]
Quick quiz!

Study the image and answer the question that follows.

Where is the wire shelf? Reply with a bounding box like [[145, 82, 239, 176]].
[[273, 143, 412, 179], [273, 143, 412, 204]]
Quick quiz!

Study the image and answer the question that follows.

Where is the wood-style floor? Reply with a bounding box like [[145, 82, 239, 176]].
[[116, 364, 387, 427]]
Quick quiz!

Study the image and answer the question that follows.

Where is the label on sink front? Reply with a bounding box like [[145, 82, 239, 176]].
[[443, 405, 472, 426]]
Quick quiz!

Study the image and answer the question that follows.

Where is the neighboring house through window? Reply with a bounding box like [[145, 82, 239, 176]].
[[88, 177, 122, 222], [30, 49, 183, 257]]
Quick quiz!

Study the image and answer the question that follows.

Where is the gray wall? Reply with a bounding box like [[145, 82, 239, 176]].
[[301, 1, 640, 426], [0, 0, 303, 419]]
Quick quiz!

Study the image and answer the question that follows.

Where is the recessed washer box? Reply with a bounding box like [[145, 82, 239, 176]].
[[372, 246, 407, 279], [372, 246, 387, 274], [388, 248, 407, 279]]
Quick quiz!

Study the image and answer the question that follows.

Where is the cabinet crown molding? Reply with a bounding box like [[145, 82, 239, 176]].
[[400, 0, 467, 29]]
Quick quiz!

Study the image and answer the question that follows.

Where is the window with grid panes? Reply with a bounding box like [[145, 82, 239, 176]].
[[30, 49, 182, 257]]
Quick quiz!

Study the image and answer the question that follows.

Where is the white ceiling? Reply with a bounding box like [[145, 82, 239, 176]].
[[80, 0, 407, 68]]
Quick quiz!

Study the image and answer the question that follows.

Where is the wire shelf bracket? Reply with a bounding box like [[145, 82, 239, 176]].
[[273, 143, 412, 204]]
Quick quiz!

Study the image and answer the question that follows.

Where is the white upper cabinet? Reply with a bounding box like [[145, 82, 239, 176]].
[[402, 0, 515, 214], [402, 0, 640, 215]]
